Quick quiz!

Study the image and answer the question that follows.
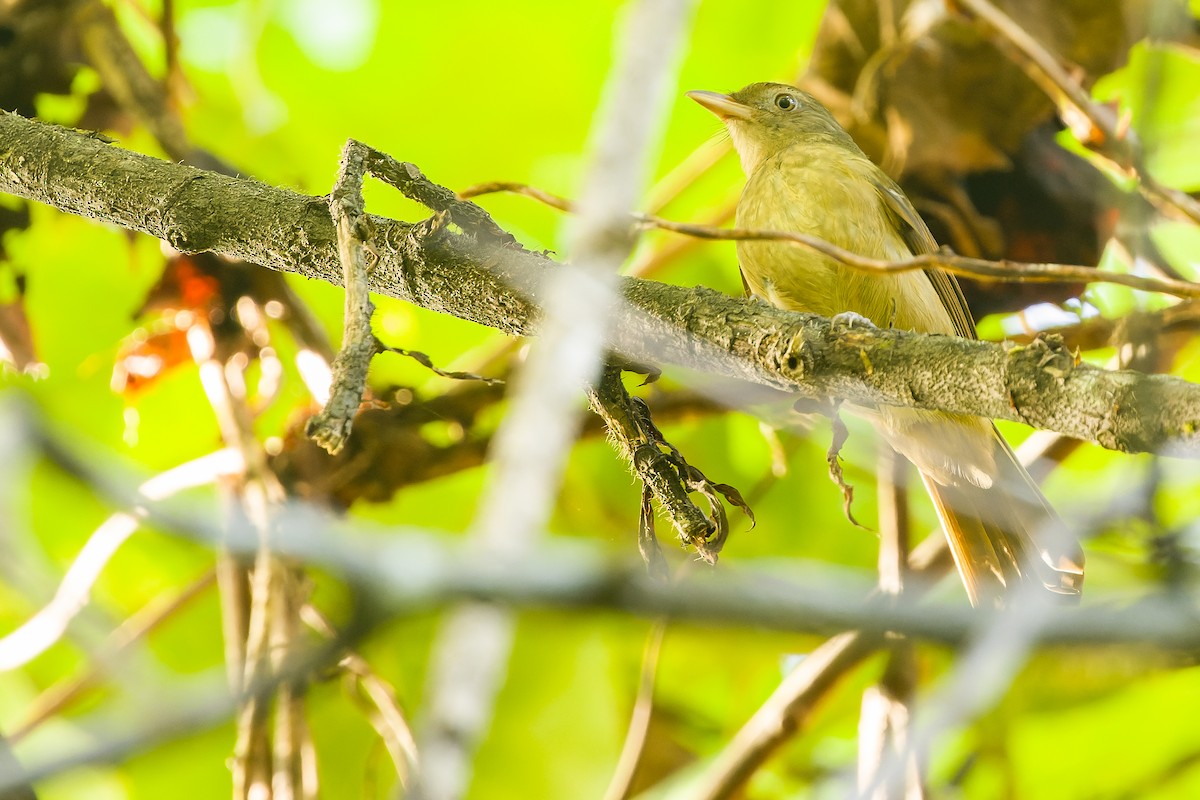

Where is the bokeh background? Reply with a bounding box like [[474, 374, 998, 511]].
[[2, 1, 1200, 798]]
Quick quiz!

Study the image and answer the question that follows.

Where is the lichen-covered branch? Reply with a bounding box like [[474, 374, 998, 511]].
[[587, 367, 719, 564], [2, 109, 1199, 456]]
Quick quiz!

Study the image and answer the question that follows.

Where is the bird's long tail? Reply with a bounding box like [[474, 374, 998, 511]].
[[919, 427, 1084, 607]]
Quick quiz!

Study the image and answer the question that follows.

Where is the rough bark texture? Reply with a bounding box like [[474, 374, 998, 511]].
[[2, 109, 1198, 456]]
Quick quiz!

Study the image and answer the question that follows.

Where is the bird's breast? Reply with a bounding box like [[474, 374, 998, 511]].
[[736, 147, 953, 335]]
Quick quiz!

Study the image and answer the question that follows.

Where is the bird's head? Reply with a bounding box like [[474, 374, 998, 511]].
[[688, 82, 858, 176]]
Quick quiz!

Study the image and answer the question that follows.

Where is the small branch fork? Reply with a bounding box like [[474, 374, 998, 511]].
[[308, 141, 754, 568], [306, 142, 510, 454], [458, 181, 1200, 300]]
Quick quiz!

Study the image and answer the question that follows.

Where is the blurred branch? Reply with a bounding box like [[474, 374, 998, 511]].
[[1005, 300, 1200, 353], [0, 450, 241, 671], [859, 449, 922, 800], [691, 534, 953, 800], [691, 419, 1090, 800], [31, 421, 1200, 652], [411, 1, 699, 798], [73, 0, 195, 165], [0, 734, 35, 800], [302, 605, 418, 790], [2, 111, 1200, 456], [13, 406, 1200, 794], [603, 621, 667, 800], [0, 597, 370, 800], [7, 570, 215, 743]]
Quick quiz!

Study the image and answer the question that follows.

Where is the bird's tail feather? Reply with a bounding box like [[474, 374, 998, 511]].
[[920, 429, 1084, 607]]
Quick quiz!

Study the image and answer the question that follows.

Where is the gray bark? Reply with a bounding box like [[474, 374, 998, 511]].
[[1, 109, 1197, 456]]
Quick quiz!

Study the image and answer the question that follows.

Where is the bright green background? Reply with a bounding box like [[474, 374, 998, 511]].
[[3, 1, 1200, 798]]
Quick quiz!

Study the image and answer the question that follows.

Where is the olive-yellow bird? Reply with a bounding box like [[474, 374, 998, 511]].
[[690, 82, 1084, 605]]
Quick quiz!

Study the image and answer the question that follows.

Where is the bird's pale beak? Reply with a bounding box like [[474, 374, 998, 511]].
[[687, 90, 753, 121]]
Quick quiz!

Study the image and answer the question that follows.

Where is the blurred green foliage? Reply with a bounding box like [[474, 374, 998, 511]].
[[2, 1, 1200, 799]]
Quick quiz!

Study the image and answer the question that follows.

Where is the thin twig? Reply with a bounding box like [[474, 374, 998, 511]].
[[603, 621, 668, 800], [459, 181, 1200, 299], [0, 450, 243, 671], [375, 341, 504, 385], [362, 152, 515, 244], [627, 198, 736, 278]]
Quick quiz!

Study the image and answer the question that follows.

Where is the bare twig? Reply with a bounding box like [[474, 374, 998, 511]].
[[588, 367, 725, 561], [627, 198, 736, 278], [375, 341, 504, 385], [0, 450, 242, 670], [698, 631, 880, 800], [459, 180, 1200, 300], [603, 622, 668, 800], [362, 153, 515, 244]]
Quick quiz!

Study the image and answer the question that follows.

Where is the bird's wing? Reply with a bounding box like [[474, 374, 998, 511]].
[[870, 173, 978, 340]]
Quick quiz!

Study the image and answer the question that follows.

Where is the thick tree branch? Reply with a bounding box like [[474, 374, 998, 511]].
[[2, 110, 1199, 455]]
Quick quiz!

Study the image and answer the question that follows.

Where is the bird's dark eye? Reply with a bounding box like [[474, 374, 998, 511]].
[[775, 94, 799, 111]]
